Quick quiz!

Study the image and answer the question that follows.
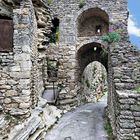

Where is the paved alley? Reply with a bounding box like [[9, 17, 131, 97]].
[[45, 95, 108, 140]]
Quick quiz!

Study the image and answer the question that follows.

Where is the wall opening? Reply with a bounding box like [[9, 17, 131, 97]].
[[77, 8, 109, 37], [81, 61, 108, 103], [0, 17, 13, 52], [77, 42, 108, 103], [50, 18, 60, 43]]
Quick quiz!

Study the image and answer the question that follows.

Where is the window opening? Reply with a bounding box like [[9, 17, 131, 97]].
[[50, 18, 60, 43], [95, 25, 102, 35], [0, 17, 13, 52]]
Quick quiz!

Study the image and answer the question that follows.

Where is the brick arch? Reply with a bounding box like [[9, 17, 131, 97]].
[[77, 42, 108, 80]]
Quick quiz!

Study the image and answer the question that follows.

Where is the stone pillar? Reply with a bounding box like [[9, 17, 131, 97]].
[[2, 0, 38, 117]]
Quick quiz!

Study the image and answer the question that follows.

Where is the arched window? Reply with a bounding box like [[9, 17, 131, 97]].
[[77, 8, 109, 37]]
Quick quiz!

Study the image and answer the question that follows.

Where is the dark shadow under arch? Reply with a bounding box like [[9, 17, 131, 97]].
[[77, 42, 108, 81], [77, 7, 109, 37]]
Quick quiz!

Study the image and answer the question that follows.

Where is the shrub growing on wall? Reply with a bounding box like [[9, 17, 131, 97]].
[[79, 0, 86, 8], [102, 31, 121, 43]]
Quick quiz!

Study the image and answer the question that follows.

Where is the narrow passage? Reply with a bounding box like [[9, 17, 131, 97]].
[[45, 95, 108, 140]]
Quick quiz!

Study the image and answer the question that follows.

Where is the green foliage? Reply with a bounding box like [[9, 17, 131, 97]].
[[135, 86, 140, 93], [5, 114, 12, 121], [47, 0, 53, 5], [79, 0, 86, 8], [104, 121, 112, 135], [104, 118, 115, 140], [5, 114, 19, 125], [55, 30, 60, 42], [50, 28, 59, 43], [102, 32, 121, 43], [85, 79, 90, 88]]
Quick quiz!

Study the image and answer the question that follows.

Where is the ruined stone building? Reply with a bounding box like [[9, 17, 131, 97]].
[[0, 0, 140, 139]]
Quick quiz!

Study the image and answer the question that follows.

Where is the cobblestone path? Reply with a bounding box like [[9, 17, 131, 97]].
[[45, 95, 108, 140]]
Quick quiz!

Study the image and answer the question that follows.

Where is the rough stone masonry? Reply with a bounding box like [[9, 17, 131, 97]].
[[0, 0, 140, 139]]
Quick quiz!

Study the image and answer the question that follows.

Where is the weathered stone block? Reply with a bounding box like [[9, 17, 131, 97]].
[[133, 112, 140, 117], [119, 122, 136, 129], [119, 115, 134, 120], [22, 45, 31, 53], [21, 90, 31, 96], [131, 105, 140, 111], [119, 128, 134, 134], [134, 117, 140, 121], [5, 90, 18, 97], [10, 71, 31, 79], [4, 98, 12, 104], [120, 111, 133, 116], [19, 79, 30, 89], [119, 98, 136, 104], [135, 122, 140, 127], [14, 53, 31, 61], [120, 105, 130, 110], [10, 65, 21, 72], [12, 96, 30, 103], [0, 85, 11, 90], [19, 103, 31, 109]]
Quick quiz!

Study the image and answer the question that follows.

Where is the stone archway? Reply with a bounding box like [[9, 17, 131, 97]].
[[77, 42, 108, 78], [76, 42, 109, 104], [77, 7, 109, 37]]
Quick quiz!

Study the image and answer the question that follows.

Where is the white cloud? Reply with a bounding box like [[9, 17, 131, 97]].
[[128, 15, 140, 37]]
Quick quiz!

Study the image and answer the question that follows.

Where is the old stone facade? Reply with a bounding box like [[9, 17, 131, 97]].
[[0, 0, 62, 139], [0, 0, 140, 139], [81, 61, 107, 103]]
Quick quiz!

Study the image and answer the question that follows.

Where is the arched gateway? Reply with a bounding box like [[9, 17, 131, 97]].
[[77, 42, 108, 78], [0, 0, 140, 140], [47, 1, 140, 139]]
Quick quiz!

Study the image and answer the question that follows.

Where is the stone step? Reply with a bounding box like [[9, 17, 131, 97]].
[[59, 98, 77, 105], [28, 128, 44, 140], [45, 85, 58, 89], [10, 115, 41, 140], [0, 115, 7, 129]]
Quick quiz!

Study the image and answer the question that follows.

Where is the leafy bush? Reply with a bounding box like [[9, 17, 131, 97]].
[[102, 32, 121, 43], [104, 117, 115, 140], [79, 0, 86, 8]]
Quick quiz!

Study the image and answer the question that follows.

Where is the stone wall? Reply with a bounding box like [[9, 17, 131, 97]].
[[45, 44, 78, 110], [0, 98, 62, 140], [116, 90, 140, 140], [81, 61, 107, 103], [47, 0, 140, 136], [0, 0, 140, 139], [0, 0, 40, 117]]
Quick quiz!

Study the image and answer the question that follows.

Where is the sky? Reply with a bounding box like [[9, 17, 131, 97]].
[[128, 0, 140, 49]]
